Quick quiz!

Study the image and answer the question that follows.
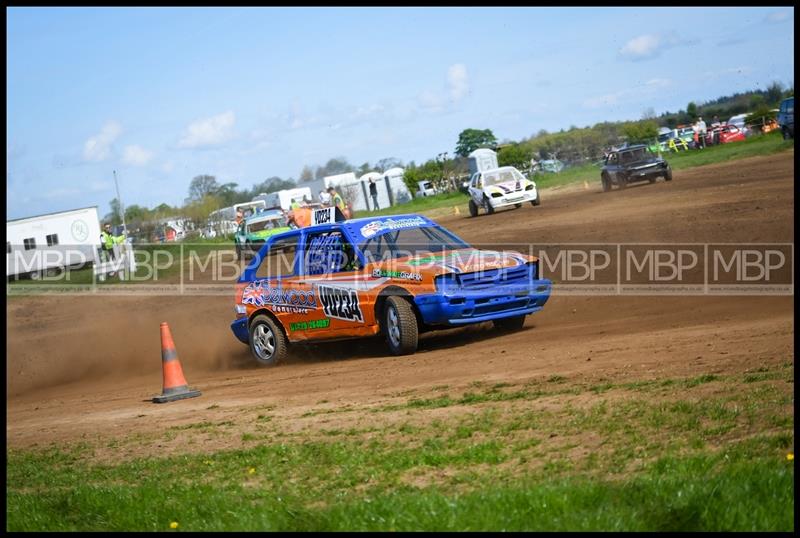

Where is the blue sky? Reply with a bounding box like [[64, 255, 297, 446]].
[[6, 7, 794, 220]]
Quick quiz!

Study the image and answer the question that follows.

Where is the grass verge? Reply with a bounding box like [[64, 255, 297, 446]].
[[6, 365, 794, 531]]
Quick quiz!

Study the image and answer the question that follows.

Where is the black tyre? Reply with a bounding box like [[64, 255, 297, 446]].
[[618, 175, 627, 189], [248, 314, 288, 366], [383, 296, 418, 355], [493, 315, 526, 331], [601, 174, 611, 192], [468, 199, 478, 218], [483, 196, 495, 215], [664, 168, 673, 181], [532, 192, 541, 206], [649, 175, 657, 183], [514, 203, 522, 208]]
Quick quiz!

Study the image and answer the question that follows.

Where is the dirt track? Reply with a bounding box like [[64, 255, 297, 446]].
[[6, 151, 794, 449]]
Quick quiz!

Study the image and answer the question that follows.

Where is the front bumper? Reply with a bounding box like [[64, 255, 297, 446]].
[[490, 188, 538, 209], [231, 317, 249, 343], [625, 165, 668, 181], [414, 279, 552, 326]]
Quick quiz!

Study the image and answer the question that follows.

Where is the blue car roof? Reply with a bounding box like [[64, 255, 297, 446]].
[[264, 214, 440, 245]]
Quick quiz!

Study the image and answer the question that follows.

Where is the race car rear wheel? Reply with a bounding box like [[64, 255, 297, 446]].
[[248, 314, 288, 366], [493, 315, 526, 331], [384, 296, 418, 355], [483, 196, 495, 215], [468, 199, 478, 218]]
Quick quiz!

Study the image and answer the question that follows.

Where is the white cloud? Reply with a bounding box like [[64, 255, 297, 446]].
[[645, 78, 672, 88], [83, 121, 122, 162], [447, 63, 469, 101], [765, 10, 790, 23], [89, 181, 110, 192], [583, 92, 623, 109], [178, 111, 235, 148], [619, 34, 661, 60], [122, 145, 154, 166], [161, 161, 175, 173], [43, 187, 81, 199], [619, 33, 691, 61], [417, 90, 445, 111]]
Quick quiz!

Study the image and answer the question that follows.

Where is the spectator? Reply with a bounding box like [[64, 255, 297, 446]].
[[369, 178, 380, 210], [319, 189, 331, 206], [290, 198, 301, 210], [695, 117, 707, 149], [327, 186, 349, 218]]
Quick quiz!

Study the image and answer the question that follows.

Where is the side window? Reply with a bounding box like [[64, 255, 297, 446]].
[[46, 234, 59, 246], [23, 238, 36, 251], [303, 231, 359, 275], [362, 235, 387, 264], [255, 235, 299, 279], [7, 242, 11, 254]]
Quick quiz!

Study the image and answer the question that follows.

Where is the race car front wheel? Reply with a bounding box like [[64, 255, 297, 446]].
[[469, 199, 478, 217], [483, 196, 495, 215], [531, 192, 541, 206], [248, 314, 288, 366], [384, 296, 418, 355]]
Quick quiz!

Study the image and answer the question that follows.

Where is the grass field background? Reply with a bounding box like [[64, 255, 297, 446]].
[[7, 362, 794, 531]]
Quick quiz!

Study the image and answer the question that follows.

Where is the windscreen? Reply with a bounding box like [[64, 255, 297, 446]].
[[620, 148, 651, 163], [360, 226, 469, 264], [483, 168, 524, 186], [248, 216, 287, 232]]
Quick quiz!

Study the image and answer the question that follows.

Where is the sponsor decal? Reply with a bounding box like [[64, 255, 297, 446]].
[[242, 280, 317, 315], [359, 216, 429, 239], [71, 219, 89, 242], [317, 284, 364, 322], [290, 318, 331, 331], [372, 268, 422, 281]]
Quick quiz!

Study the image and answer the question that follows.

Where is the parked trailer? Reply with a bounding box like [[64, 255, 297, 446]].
[[253, 188, 313, 211], [7, 206, 103, 279]]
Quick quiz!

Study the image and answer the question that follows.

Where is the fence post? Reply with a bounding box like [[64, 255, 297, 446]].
[[360, 181, 370, 211], [384, 176, 395, 207]]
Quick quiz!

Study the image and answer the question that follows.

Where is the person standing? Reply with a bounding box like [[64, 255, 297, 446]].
[[696, 116, 707, 149], [319, 189, 331, 206], [369, 178, 380, 211], [327, 186, 350, 218], [100, 223, 116, 261]]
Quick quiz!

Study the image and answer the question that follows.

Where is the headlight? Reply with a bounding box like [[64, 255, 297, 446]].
[[235, 305, 247, 314], [491, 192, 503, 198], [525, 184, 534, 191], [526, 261, 539, 280], [434, 274, 460, 293]]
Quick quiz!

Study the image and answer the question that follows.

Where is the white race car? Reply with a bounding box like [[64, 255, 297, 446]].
[[467, 166, 540, 217]]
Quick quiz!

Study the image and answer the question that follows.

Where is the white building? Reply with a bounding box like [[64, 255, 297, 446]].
[[468, 148, 499, 176], [7, 206, 102, 278], [253, 187, 313, 211]]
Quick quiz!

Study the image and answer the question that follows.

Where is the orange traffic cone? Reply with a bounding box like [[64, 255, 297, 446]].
[[152, 322, 201, 403]]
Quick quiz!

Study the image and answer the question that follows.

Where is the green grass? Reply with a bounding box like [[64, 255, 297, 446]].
[[6, 367, 794, 531]]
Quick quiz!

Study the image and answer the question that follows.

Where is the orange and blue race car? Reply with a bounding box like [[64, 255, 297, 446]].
[[230, 209, 552, 365]]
